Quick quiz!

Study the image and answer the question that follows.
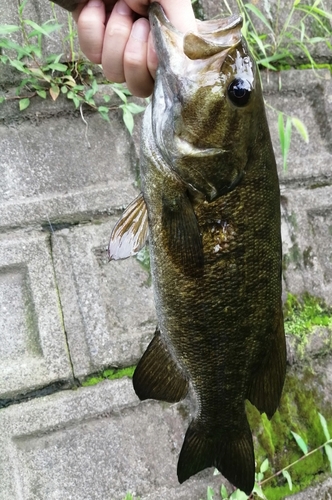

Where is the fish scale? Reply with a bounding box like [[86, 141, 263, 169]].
[[108, 3, 286, 495]]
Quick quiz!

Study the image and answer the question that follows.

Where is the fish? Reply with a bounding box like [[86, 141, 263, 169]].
[[109, 3, 286, 495]]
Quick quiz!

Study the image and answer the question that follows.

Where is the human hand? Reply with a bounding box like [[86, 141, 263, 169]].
[[72, 0, 196, 97]]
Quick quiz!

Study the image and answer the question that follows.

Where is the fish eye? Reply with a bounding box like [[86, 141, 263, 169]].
[[227, 78, 251, 107]]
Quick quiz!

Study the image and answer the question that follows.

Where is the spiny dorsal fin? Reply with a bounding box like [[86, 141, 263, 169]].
[[108, 193, 148, 261], [133, 328, 189, 403]]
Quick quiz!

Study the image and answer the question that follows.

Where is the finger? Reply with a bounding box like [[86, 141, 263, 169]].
[[147, 30, 158, 81], [102, 0, 134, 83], [124, 18, 154, 97], [158, 0, 197, 34], [76, 0, 106, 63], [124, 0, 197, 34]]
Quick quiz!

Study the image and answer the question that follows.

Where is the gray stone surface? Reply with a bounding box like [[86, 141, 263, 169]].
[[52, 219, 155, 379], [0, 230, 72, 399], [0, 378, 226, 500], [0, 95, 138, 231], [286, 477, 332, 499]]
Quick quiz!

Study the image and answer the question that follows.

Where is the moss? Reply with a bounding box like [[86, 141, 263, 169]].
[[246, 369, 332, 498], [81, 365, 136, 387], [283, 293, 332, 357]]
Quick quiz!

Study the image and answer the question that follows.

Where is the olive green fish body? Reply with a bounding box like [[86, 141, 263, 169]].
[[109, 4, 286, 495]]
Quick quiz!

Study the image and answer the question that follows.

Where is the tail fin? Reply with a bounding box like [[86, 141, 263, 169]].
[[177, 419, 255, 495]]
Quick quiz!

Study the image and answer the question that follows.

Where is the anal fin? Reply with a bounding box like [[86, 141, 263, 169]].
[[133, 328, 189, 403], [247, 306, 286, 419]]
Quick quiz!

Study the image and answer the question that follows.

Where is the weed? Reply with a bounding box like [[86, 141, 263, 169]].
[[0, 0, 145, 133], [205, 412, 332, 499], [235, 0, 331, 170], [236, 0, 332, 70], [121, 494, 140, 500]]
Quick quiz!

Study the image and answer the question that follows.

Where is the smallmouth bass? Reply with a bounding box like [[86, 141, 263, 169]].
[[109, 3, 286, 495]]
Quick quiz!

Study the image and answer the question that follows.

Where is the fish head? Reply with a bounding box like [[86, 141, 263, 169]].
[[149, 3, 266, 201]]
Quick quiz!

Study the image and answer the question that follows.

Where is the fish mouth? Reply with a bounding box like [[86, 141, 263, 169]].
[[149, 2, 243, 61]]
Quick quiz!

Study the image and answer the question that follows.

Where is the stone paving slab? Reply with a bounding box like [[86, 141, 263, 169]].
[[0, 230, 72, 399], [286, 477, 332, 499], [52, 219, 156, 379], [0, 101, 138, 231], [0, 378, 226, 500], [280, 184, 332, 303]]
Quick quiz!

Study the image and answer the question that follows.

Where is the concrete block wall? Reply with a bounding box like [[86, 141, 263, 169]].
[[0, 0, 331, 498]]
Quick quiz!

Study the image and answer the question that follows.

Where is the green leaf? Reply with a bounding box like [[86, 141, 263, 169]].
[[0, 25, 20, 35], [294, 0, 301, 5], [72, 95, 81, 108], [9, 59, 28, 73], [91, 79, 98, 93], [37, 89, 46, 99], [19, 98, 30, 111], [291, 117, 309, 143], [125, 102, 146, 114], [282, 469, 293, 490], [121, 106, 134, 134], [260, 458, 269, 474], [29, 67, 46, 79], [278, 112, 292, 171], [221, 484, 229, 499], [23, 19, 60, 37], [253, 483, 267, 499], [85, 88, 96, 101], [112, 86, 127, 103], [0, 96, 5, 104], [318, 413, 331, 441], [229, 490, 248, 500], [291, 431, 308, 455], [324, 444, 332, 471], [244, 4, 272, 32], [207, 486, 214, 500], [103, 94, 111, 103], [48, 62, 68, 72]]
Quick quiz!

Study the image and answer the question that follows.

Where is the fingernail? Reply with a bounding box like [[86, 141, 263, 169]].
[[131, 19, 149, 42], [87, 0, 103, 6], [116, 0, 132, 16]]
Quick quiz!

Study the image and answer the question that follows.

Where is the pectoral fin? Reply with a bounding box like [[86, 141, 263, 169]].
[[133, 328, 189, 403], [108, 193, 148, 260], [247, 306, 286, 419], [162, 192, 203, 277]]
